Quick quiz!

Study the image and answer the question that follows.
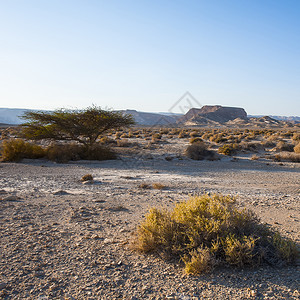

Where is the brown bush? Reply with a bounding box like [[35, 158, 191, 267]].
[[294, 143, 300, 153], [275, 152, 300, 163], [276, 141, 294, 152], [46, 143, 116, 163], [185, 142, 216, 160], [189, 137, 203, 144], [0, 139, 45, 162]]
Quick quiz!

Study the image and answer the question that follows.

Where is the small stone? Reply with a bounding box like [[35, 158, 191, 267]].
[[0, 282, 7, 290], [91, 234, 100, 239], [2, 195, 20, 201], [103, 238, 114, 244], [82, 180, 94, 185], [53, 190, 69, 195]]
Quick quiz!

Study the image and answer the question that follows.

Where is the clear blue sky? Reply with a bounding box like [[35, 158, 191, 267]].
[[0, 0, 299, 115]]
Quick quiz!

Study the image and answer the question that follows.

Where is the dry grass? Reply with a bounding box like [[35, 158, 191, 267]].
[[275, 152, 300, 163], [133, 194, 299, 275], [294, 143, 300, 153], [185, 142, 216, 160], [0, 139, 116, 163], [152, 183, 166, 190], [81, 174, 93, 182], [0, 139, 45, 162], [138, 183, 152, 189]]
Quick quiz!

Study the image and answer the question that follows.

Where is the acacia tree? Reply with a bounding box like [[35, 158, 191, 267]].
[[20, 106, 135, 146]]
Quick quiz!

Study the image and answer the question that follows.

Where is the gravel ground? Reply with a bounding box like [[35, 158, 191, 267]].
[[0, 156, 299, 299]]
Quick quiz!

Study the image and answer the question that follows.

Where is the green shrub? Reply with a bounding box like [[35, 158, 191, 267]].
[[0, 139, 45, 162], [133, 194, 298, 274], [185, 142, 216, 160]]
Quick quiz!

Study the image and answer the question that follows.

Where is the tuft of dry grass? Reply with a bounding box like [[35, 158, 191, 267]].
[[138, 183, 152, 189], [152, 183, 166, 190], [81, 174, 93, 182], [133, 194, 299, 275]]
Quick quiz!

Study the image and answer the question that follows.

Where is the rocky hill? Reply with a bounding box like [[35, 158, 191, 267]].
[[121, 110, 179, 126], [179, 105, 247, 124], [0, 107, 298, 128]]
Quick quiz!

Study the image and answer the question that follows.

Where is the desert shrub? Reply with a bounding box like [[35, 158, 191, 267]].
[[251, 155, 259, 160], [115, 131, 122, 139], [189, 137, 203, 144], [99, 136, 117, 145], [116, 139, 133, 147], [46, 143, 83, 163], [81, 174, 93, 182], [218, 143, 238, 156], [276, 141, 294, 152], [139, 183, 151, 189], [201, 132, 211, 140], [178, 130, 188, 138], [80, 144, 116, 161], [185, 142, 215, 160], [209, 134, 226, 143], [240, 142, 263, 152], [0, 139, 45, 162], [152, 133, 162, 140], [133, 194, 298, 274], [46, 143, 116, 163], [292, 132, 300, 141], [262, 138, 276, 148], [152, 183, 166, 190], [294, 143, 300, 153], [190, 131, 200, 138], [274, 152, 300, 163]]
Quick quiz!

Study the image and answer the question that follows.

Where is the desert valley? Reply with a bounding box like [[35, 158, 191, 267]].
[[0, 105, 299, 299]]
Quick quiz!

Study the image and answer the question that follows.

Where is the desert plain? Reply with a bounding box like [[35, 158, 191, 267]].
[[0, 127, 299, 299]]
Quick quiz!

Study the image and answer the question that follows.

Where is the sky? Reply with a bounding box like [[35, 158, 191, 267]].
[[0, 0, 299, 116]]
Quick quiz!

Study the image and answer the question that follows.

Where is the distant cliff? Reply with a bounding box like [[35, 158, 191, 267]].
[[179, 105, 247, 124]]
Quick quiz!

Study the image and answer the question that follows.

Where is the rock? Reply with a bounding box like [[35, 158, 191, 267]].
[[82, 180, 94, 185], [103, 238, 114, 244], [91, 234, 100, 239], [53, 190, 70, 195], [2, 195, 20, 201], [0, 282, 7, 290]]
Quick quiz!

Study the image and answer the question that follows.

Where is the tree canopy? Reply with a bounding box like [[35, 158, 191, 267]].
[[20, 106, 135, 146]]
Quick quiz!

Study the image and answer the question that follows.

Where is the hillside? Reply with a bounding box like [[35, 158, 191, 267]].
[[0, 107, 298, 128]]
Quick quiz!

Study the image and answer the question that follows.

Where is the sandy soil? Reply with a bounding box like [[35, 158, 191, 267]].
[[0, 152, 299, 299]]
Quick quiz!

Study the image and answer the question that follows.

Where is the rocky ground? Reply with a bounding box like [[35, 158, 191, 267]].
[[0, 152, 299, 299]]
